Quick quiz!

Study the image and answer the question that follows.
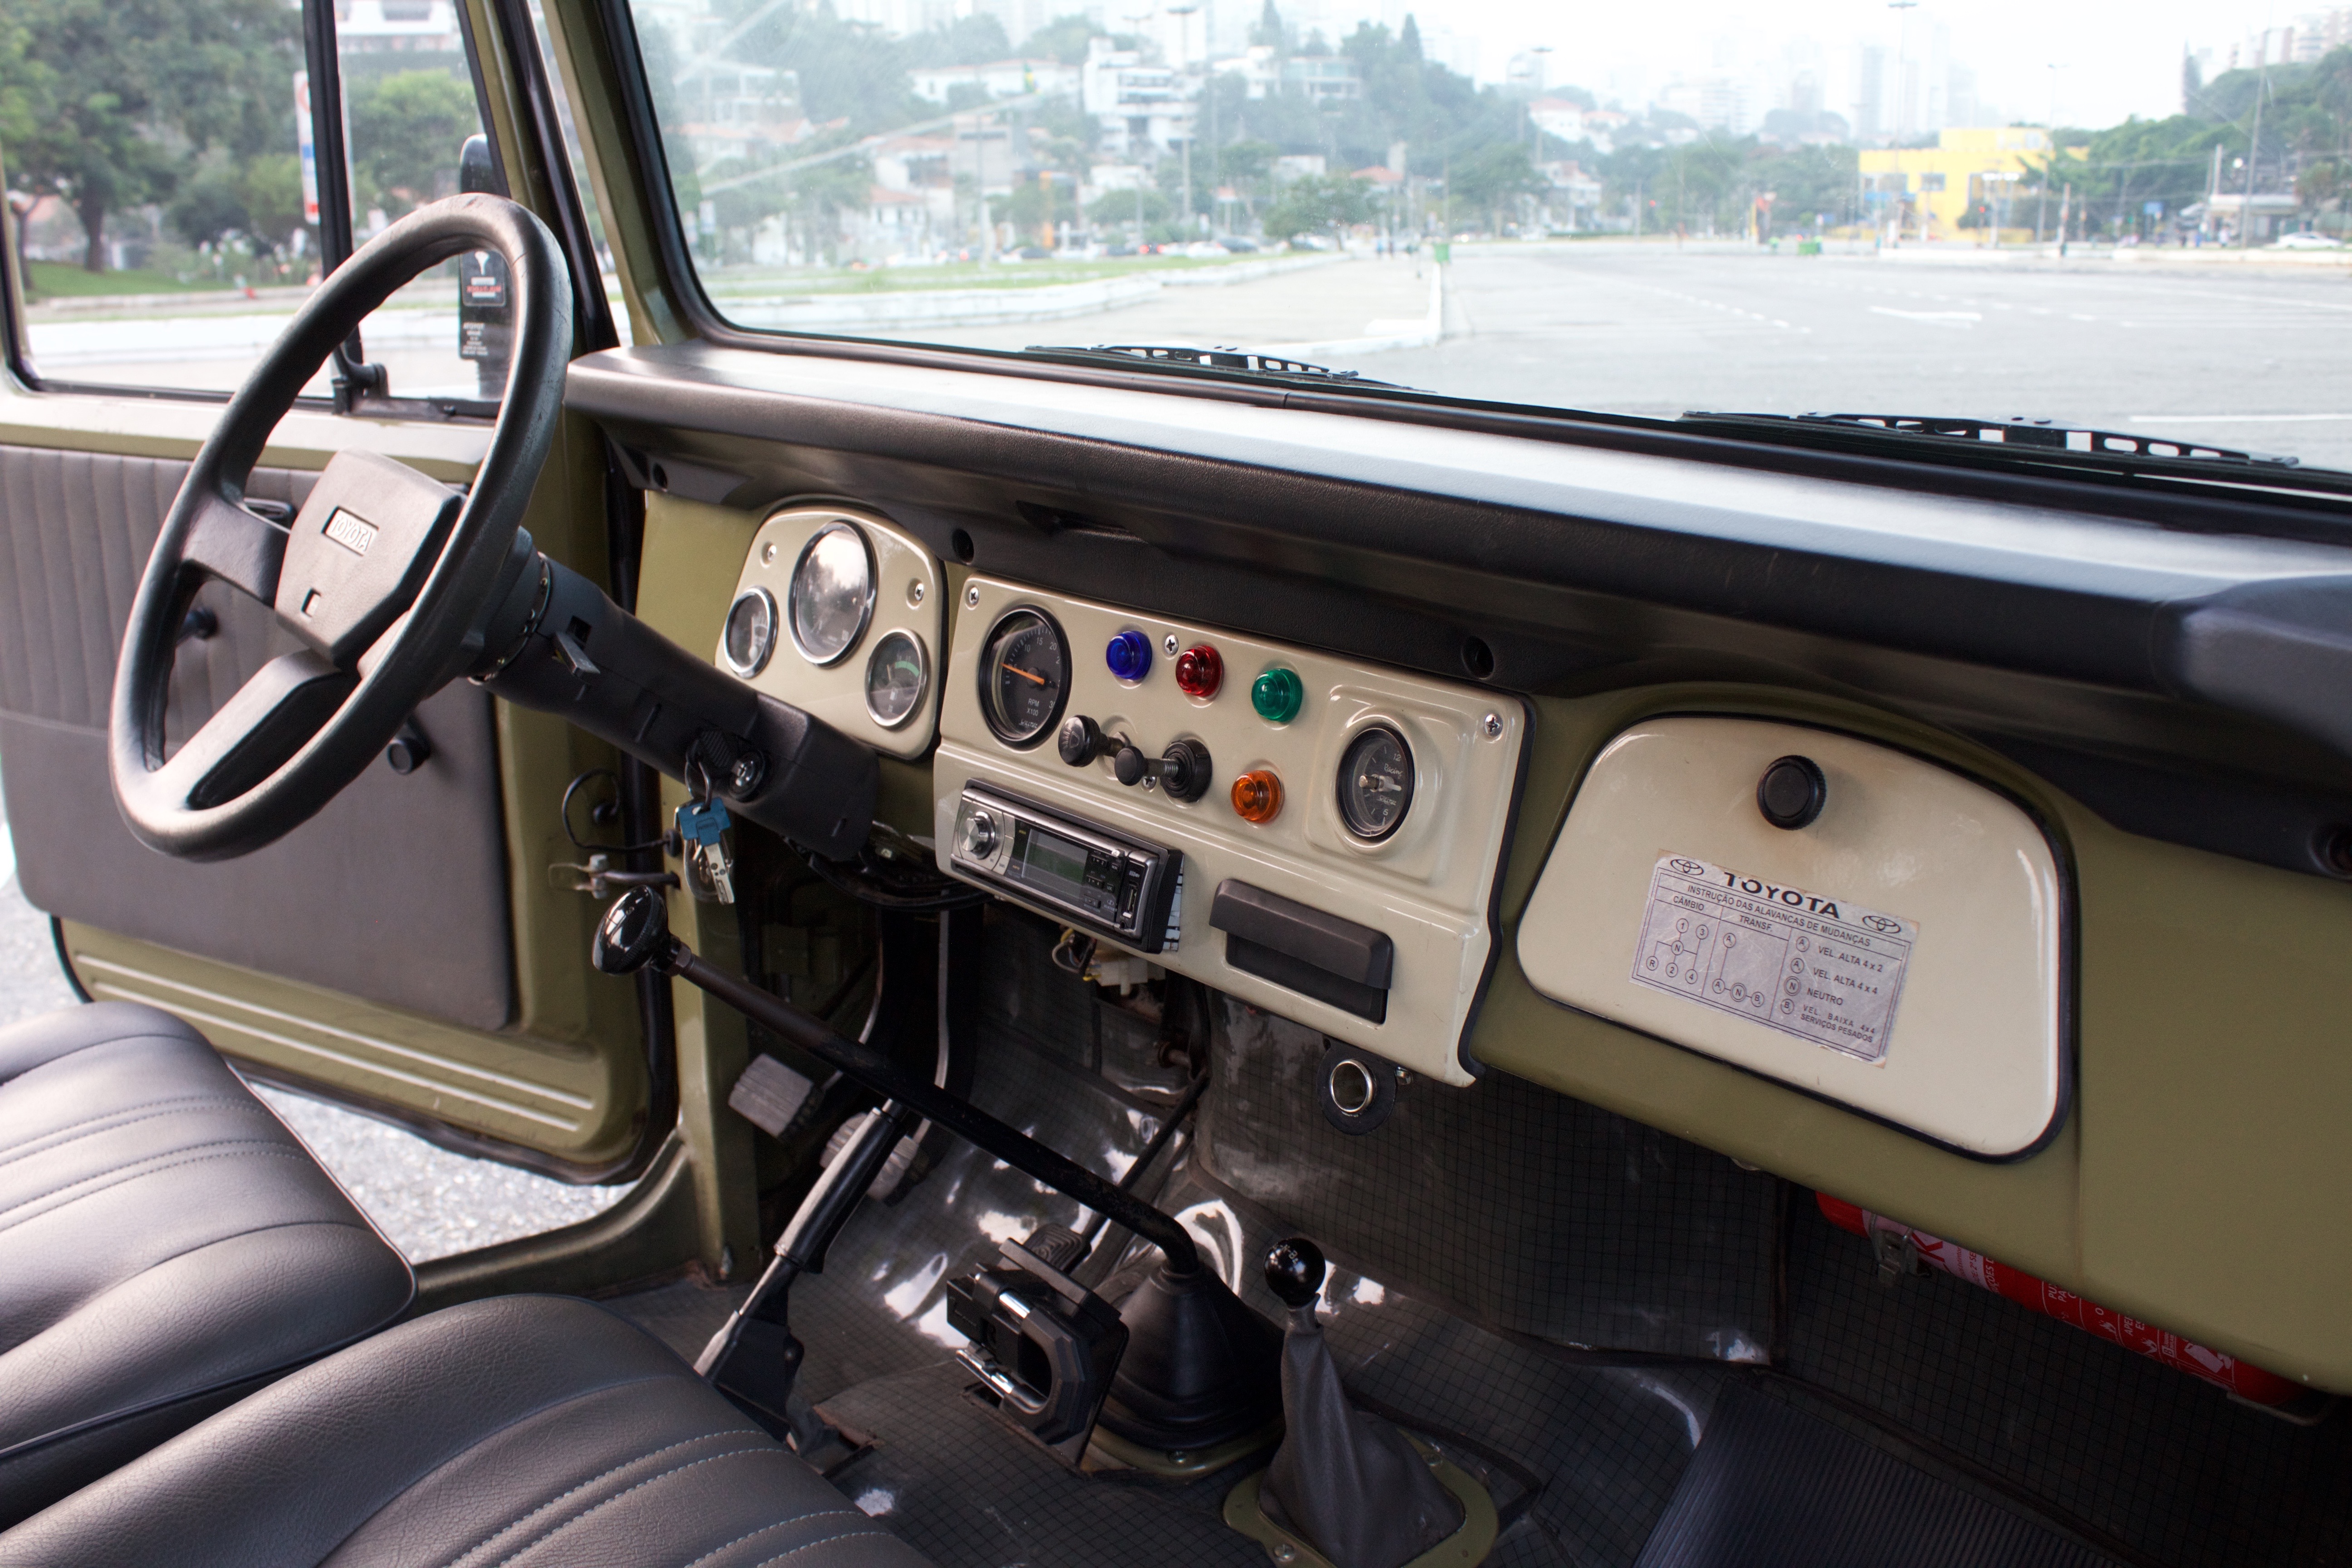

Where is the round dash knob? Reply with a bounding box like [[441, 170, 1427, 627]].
[[1757, 755, 1827, 831]]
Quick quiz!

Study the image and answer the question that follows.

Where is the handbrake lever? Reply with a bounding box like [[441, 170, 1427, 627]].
[[590, 887, 1202, 1275]]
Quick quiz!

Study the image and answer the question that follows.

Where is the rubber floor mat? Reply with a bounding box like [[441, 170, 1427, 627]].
[[1633, 1381, 2122, 1568], [820, 1362, 1270, 1568]]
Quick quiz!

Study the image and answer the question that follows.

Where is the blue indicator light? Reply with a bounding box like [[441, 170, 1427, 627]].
[[1106, 628, 1152, 682]]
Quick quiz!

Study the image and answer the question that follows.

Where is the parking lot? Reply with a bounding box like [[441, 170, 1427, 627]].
[[1381, 243, 2352, 471]]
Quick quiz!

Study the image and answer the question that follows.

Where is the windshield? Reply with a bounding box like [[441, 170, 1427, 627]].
[[644, 3, 2345, 469]]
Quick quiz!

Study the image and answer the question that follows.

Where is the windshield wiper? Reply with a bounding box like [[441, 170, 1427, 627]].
[[1689, 411, 2301, 470], [1021, 343, 1401, 390]]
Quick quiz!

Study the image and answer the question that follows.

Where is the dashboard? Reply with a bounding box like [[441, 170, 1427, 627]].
[[589, 339, 2352, 1394]]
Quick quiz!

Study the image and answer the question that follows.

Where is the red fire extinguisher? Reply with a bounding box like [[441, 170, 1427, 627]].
[[1816, 1194, 2323, 1417]]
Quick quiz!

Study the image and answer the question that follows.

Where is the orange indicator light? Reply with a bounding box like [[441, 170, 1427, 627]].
[[1231, 769, 1283, 823]]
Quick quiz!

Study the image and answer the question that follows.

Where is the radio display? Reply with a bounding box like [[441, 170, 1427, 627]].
[[1012, 822, 1124, 920]]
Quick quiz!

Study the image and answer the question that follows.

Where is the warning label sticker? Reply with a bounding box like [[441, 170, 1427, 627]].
[[1629, 854, 1915, 1063]]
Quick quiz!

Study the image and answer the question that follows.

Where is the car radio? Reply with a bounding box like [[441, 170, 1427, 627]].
[[948, 784, 1181, 952]]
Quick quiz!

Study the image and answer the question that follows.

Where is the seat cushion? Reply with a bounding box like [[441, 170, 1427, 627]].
[[0, 1293, 934, 1567], [0, 1001, 414, 1525]]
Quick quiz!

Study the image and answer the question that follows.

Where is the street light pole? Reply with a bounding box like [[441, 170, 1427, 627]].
[[1888, 0, 1918, 146]]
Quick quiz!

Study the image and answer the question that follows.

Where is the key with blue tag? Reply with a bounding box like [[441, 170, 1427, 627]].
[[676, 797, 736, 905]]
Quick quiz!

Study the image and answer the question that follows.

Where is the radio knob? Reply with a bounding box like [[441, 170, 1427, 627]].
[[965, 809, 999, 857]]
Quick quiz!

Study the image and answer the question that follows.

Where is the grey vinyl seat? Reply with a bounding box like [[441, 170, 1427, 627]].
[[0, 1001, 415, 1527], [0, 1292, 937, 1567]]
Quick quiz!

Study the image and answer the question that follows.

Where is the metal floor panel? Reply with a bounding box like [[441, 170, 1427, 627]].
[[1634, 1380, 2119, 1568]]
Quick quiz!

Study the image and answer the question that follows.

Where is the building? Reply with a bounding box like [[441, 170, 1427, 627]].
[[333, 0, 464, 53], [1082, 37, 1196, 159], [908, 59, 1080, 105], [1279, 56, 1362, 103], [1858, 126, 2068, 236], [1528, 98, 1585, 143]]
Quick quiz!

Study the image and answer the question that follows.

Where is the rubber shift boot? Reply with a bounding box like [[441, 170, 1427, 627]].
[[1259, 1303, 1462, 1568]]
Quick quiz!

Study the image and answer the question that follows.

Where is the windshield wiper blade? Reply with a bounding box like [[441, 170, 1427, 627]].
[[1022, 343, 1400, 389], [1685, 410, 2301, 470]]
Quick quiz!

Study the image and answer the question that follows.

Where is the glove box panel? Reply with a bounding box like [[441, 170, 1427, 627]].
[[1516, 716, 2066, 1157]]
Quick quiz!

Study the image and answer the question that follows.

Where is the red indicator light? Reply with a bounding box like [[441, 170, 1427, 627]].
[[1174, 644, 1223, 698]]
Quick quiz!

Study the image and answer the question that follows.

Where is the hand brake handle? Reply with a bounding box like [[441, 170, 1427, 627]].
[[591, 887, 1203, 1275]]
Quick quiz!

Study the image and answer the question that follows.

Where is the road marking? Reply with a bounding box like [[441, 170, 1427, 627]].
[[1870, 307, 1980, 323], [2126, 412, 2352, 423]]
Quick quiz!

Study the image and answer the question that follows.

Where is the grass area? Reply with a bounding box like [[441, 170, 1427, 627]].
[[23, 261, 243, 300], [697, 251, 1284, 300]]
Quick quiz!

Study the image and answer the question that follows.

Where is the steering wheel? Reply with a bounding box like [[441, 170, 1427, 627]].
[[110, 195, 571, 861]]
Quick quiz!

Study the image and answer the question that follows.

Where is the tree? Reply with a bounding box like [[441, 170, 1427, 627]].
[[1250, 0, 1287, 51], [1262, 172, 1370, 240], [1449, 142, 1542, 230], [904, 15, 1010, 69], [348, 70, 478, 218], [6, 0, 296, 271], [1019, 15, 1102, 66]]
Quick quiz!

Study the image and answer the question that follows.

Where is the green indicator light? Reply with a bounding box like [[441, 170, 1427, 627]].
[[1251, 667, 1303, 724]]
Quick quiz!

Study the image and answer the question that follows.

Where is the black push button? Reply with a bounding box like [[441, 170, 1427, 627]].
[[1757, 755, 1827, 830]]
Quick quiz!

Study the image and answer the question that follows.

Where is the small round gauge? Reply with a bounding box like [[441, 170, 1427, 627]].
[[978, 608, 1070, 748], [1337, 724, 1414, 842], [864, 629, 928, 728], [721, 587, 776, 676], [787, 522, 874, 666]]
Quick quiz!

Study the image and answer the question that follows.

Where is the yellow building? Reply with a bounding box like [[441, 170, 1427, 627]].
[[1858, 127, 2075, 239]]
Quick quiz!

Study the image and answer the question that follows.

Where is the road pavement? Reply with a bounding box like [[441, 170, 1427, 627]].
[[1369, 242, 2352, 471]]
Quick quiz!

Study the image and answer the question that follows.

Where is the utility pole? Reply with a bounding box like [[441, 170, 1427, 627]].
[[1888, 0, 1918, 143], [2057, 181, 2071, 256], [2241, 34, 2270, 249]]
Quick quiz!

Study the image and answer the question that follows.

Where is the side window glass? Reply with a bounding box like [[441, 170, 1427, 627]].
[[2, 0, 504, 404], [338, 0, 508, 402]]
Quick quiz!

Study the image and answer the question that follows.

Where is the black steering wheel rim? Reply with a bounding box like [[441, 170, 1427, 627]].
[[109, 194, 572, 862]]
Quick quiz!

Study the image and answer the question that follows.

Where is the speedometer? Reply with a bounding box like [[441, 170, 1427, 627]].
[[787, 522, 874, 666], [978, 608, 1069, 748]]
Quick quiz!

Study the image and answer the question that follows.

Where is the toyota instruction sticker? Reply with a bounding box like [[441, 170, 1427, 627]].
[[1630, 854, 1915, 1062]]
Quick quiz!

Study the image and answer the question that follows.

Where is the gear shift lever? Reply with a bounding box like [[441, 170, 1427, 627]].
[[1256, 1238, 1461, 1568]]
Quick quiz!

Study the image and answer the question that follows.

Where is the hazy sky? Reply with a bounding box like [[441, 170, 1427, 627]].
[[1451, 0, 2298, 128]]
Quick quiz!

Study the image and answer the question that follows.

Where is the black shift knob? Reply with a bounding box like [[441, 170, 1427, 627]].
[[1264, 1236, 1327, 1309], [593, 887, 676, 975]]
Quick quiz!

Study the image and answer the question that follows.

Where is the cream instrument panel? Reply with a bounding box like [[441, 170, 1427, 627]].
[[933, 579, 1525, 1088], [715, 506, 945, 761], [1516, 717, 2066, 1156]]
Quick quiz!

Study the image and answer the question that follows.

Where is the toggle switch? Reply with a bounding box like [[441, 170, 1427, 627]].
[[1113, 737, 1213, 803]]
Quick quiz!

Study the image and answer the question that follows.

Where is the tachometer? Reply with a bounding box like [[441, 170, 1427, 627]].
[[979, 608, 1069, 747]]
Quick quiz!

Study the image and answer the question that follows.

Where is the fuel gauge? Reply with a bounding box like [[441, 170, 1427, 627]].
[[864, 630, 928, 728]]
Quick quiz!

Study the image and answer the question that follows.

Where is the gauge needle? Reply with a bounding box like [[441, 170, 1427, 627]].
[[1004, 665, 1047, 686]]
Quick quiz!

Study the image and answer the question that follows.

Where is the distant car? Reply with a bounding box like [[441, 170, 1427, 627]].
[[2272, 231, 2344, 250], [1215, 235, 1258, 252], [1014, 245, 1051, 260]]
